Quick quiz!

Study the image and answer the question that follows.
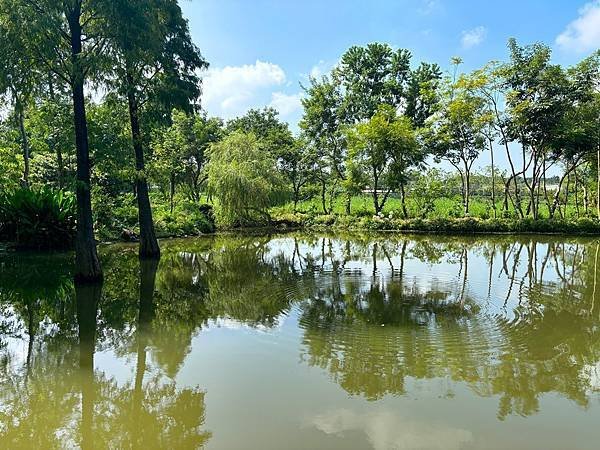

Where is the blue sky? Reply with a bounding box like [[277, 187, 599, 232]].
[[181, 0, 600, 166]]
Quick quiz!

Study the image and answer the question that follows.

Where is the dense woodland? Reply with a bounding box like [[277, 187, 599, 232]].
[[1, 1, 600, 281]]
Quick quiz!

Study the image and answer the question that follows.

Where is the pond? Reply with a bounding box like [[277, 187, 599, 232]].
[[0, 233, 599, 449]]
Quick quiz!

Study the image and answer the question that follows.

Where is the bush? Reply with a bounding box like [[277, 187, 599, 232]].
[[154, 201, 216, 236], [0, 187, 76, 249]]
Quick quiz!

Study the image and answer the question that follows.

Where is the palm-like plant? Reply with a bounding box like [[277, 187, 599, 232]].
[[0, 187, 76, 249]]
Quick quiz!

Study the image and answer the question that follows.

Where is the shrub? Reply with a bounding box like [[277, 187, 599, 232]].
[[0, 187, 76, 249]]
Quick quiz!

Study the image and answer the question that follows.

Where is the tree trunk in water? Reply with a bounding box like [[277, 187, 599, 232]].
[[68, 6, 102, 282], [16, 100, 30, 188], [126, 71, 160, 259]]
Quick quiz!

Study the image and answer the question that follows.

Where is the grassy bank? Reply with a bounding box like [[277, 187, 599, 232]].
[[270, 211, 600, 235]]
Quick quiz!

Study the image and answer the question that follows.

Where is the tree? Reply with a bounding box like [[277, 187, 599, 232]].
[[105, 0, 208, 259], [206, 131, 285, 225], [282, 137, 314, 211], [0, 11, 38, 187], [404, 62, 443, 127], [425, 67, 491, 216], [346, 105, 419, 215], [152, 110, 222, 210], [9, 0, 111, 281], [502, 39, 571, 219], [546, 53, 600, 218], [300, 76, 346, 214], [334, 43, 411, 122], [226, 107, 293, 159]]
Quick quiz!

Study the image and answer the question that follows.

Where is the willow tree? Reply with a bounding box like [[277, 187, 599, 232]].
[[206, 131, 285, 226], [105, 0, 207, 259], [7, 0, 110, 281]]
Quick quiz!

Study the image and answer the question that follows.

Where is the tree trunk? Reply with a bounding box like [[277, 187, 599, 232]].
[[550, 164, 578, 219], [400, 181, 408, 218], [345, 194, 351, 215], [320, 179, 328, 214], [462, 161, 470, 216], [57, 146, 64, 189], [16, 99, 30, 188], [68, 6, 102, 282], [372, 169, 380, 215], [574, 170, 580, 218], [169, 173, 175, 214], [597, 145, 600, 220], [126, 70, 160, 259], [489, 138, 496, 218]]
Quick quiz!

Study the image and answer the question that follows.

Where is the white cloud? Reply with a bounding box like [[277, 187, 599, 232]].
[[269, 92, 303, 118], [461, 26, 487, 49], [556, 1, 600, 53], [309, 409, 473, 450], [418, 0, 441, 15], [201, 60, 286, 119]]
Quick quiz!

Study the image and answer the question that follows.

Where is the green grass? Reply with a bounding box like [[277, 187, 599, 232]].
[[271, 194, 600, 235]]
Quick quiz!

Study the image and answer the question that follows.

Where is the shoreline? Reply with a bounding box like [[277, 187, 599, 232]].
[[4, 216, 600, 253]]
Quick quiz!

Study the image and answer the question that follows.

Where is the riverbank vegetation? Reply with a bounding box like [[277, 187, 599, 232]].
[[1, 1, 600, 266]]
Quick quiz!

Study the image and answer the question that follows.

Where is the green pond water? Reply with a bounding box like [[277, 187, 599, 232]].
[[0, 233, 599, 449]]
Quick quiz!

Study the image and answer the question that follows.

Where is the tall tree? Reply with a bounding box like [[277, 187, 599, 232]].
[[424, 71, 491, 215], [152, 110, 222, 208], [9, 0, 111, 281], [346, 105, 419, 215], [106, 0, 207, 258], [0, 8, 39, 187], [300, 76, 346, 214], [226, 107, 293, 159], [334, 43, 411, 122], [502, 39, 571, 219]]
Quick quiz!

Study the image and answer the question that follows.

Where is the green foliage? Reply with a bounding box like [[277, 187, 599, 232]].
[[206, 131, 286, 226], [151, 110, 223, 201], [346, 105, 420, 213], [0, 188, 75, 249], [226, 107, 293, 158], [410, 169, 444, 218]]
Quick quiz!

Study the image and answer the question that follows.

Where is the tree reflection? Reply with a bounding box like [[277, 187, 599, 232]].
[[0, 257, 211, 448], [1, 232, 600, 438], [295, 235, 600, 418]]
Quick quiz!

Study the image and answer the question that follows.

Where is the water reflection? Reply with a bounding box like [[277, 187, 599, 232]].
[[0, 253, 211, 448], [1, 234, 599, 447]]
